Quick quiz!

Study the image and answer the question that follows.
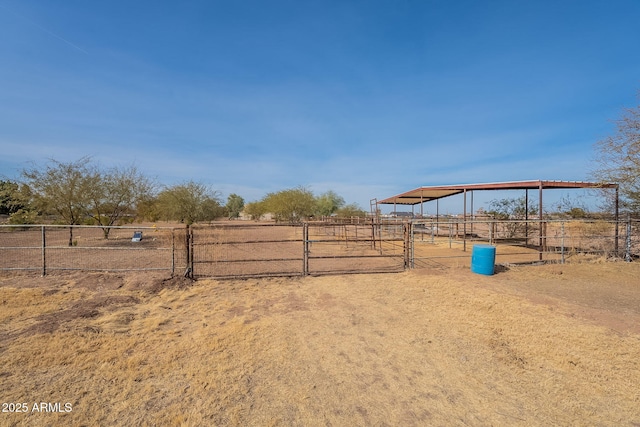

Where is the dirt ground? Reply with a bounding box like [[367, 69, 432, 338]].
[[1, 261, 639, 426]]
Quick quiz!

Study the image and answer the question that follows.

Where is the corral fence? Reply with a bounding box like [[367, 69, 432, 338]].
[[0, 218, 637, 278], [0, 221, 407, 278], [187, 222, 406, 278]]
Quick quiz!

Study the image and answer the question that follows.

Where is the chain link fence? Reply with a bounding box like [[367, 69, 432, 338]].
[[0, 225, 185, 275]]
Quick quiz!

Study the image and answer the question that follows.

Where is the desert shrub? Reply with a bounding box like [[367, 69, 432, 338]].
[[335, 204, 367, 218], [486, 197, 539, 239], [8, 209, 37, 225]]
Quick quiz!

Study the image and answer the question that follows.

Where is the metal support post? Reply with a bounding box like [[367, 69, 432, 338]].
[[303, 222, 309, 275], [41, 226, 46, 276], [403, 223, 411, 269]]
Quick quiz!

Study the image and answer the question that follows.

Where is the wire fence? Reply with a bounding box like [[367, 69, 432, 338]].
[[0, 225, 185, 275], [410, 218, 639, 268], [0, 218, 637, 278]]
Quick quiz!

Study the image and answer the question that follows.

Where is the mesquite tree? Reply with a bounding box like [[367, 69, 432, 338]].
[[156, 181, 223, 225], [22, 158, 156, 242], [22, 157, 97, 246], [86, 165, 156, 238]]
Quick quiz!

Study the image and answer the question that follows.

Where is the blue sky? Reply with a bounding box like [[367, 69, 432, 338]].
[[1, 0, 639, 213]]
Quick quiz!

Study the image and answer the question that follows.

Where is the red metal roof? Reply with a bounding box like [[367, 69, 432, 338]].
[[377, 180, 618, 205]]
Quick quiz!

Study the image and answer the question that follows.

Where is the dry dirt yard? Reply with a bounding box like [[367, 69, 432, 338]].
[[1, 261, 639, 426]]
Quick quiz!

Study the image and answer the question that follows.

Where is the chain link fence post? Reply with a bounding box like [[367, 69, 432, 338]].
[[171, 228, 175, 276], [41, 225, 46, 276]]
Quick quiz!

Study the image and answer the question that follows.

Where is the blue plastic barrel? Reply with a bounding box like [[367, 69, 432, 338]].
[[471, 244, 496, 275]]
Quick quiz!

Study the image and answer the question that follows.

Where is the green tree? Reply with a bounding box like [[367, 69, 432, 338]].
[[156, 181, 222, 225], [225, 193, 245, 219], [22, 157, 96, 245], [244, 201, 267, 220], [335, 203, 367, 218], [315, 190, 345, 217], [0, 180, 37, 224], [0, 180, 26, 216], [136, 195, 162, 222], [592, 99, 640, 212], [262, 187, 316, 223], [8, 208, 38, 225]]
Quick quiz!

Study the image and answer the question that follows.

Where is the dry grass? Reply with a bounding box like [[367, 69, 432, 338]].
[[1, 263, 640, 426]]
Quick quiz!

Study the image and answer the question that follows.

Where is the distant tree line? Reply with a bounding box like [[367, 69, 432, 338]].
[[243, 187, 366, 223], [0, 157, 366, 243]]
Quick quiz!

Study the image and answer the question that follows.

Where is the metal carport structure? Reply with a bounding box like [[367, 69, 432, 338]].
[[376, 180, 620, 256]]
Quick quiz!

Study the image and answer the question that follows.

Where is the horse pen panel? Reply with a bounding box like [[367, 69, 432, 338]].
[[190, 223, 406, 278], [191, 224, 304, 278], [307, 223, 405, 274]]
